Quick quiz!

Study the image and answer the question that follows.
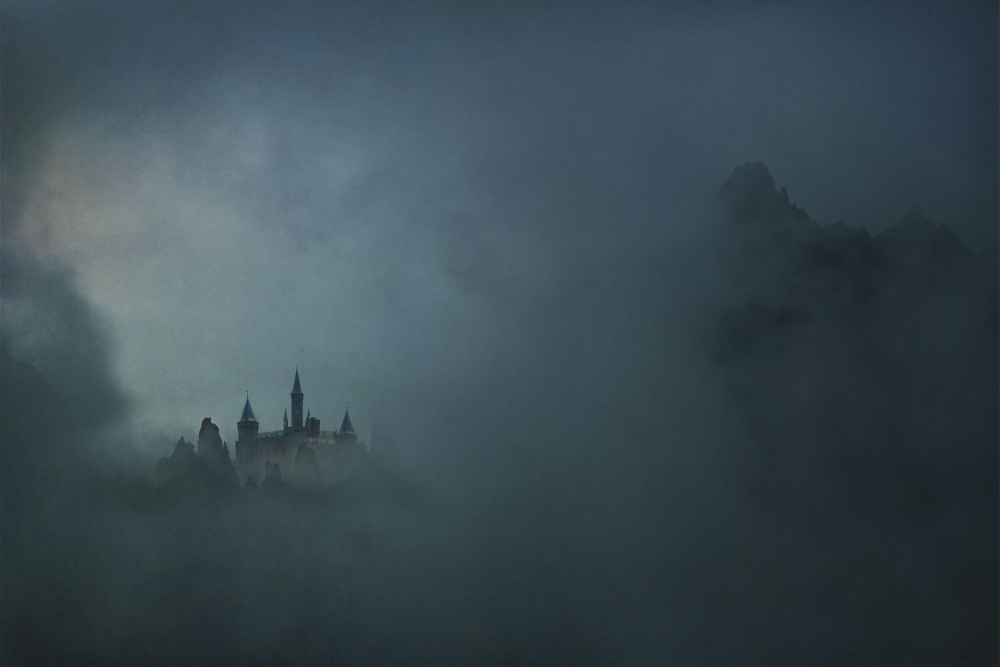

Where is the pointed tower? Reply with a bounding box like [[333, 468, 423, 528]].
[[283, 408, 289, 433], [291, 368, 304, 430], [336, 407, 357, 444], [236, 394, 259, 466]]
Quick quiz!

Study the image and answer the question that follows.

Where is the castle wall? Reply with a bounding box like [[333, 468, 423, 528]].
[[237, 430, 365, 486]]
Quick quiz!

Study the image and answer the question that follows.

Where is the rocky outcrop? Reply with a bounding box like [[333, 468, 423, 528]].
[[153, 419, 239, 494], [197, 418, 238, 485]]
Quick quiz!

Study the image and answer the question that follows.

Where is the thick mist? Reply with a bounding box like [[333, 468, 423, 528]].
[[3, 0, 995, 446], [2, 1, 997, 664]]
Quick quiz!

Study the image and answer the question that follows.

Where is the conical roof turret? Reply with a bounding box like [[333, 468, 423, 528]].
[[339, 407, 355, 435], [292, 368, 303, 395], [240, 395, 257, 423]]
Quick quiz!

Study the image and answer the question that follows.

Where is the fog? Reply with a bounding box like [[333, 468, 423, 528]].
[[2, 1, 996, 664]]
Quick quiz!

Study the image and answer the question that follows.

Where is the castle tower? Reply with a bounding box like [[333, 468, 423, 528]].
[[237, 395, 259, 439], [336, 407, 357, 445], [291, 368, 304, 431], [283, 408, 289, 433], [236, 394, 259, 465], [306, 408, 321, 436]]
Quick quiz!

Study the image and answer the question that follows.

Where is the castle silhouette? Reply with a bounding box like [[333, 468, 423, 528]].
[[235, 369, 366, 485]]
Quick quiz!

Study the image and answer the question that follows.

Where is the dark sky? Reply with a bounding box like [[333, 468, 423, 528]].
[[2, 0, 996, 454]]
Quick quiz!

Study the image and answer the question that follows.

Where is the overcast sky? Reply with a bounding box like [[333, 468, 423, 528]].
[[2, 0, 996, 456]]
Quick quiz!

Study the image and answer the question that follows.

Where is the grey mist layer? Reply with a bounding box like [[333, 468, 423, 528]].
[[2, 1, 996, 665]]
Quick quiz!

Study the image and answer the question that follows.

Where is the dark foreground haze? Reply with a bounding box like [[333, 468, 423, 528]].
[[2, 1, 997, 665]]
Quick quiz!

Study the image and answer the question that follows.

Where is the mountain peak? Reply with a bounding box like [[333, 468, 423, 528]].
[[718, 162, 811, 225]]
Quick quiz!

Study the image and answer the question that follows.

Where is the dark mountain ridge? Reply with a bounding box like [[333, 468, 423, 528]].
[[709, 162, 997, 663]]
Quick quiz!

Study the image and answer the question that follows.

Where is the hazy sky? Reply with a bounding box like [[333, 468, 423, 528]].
[[2, 3, 997, 662], [3, 0, 996, 455]]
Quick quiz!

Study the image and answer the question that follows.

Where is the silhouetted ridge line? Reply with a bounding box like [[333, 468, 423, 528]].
[[718, 161, 812, 225], [716, 162, 986, 285]]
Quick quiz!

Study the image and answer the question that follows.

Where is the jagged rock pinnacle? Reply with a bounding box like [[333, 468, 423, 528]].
[[718, 162, 811, 224]]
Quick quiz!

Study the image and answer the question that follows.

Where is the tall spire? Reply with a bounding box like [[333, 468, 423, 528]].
[[290, 368, 304, 429], [240, 394, 257, 423]]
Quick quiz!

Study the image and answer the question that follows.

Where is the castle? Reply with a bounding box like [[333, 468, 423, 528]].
[[235, 369, 367, 486]]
